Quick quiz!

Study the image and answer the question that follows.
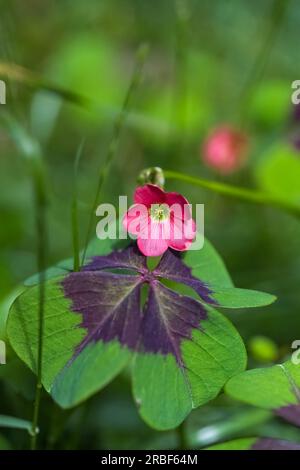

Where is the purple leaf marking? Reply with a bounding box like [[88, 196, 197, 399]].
[[153, 249, 214, 304], [276, 404, 300, 427], [140, 281, 207, 361], [83, 244, 147, 274], [252, 438, 300, 450], [62, 244, 211, 363], [62, 271, 142, 351]]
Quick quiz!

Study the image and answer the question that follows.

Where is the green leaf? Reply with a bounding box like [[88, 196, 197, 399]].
[[24, 236, 127, 286], [256, 144, 300, 206], [0, 286, 25, 339], [8, 278, 84, 391], [183, 239, 233, 288], [133, 305, 246, 430], [205, 437, 300, 450], [24, 258, 74, 286], [52, 341, 131, 408], [8, 240, 275, 430], [225, 360, 300, 427], [211, 287, 276, 309], [8, 243, 250, 430], [205, 437, 257, 450], [180, 239, 276, 308], [0, 415, 32, 433]]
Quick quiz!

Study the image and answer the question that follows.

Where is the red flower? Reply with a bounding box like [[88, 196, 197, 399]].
[[202, 126, 248, 174], [123, 184, 196, 257]]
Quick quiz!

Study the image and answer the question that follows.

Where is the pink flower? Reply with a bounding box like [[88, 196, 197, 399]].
[[202, 126, 248, 174], [123, 184, 196, 257]]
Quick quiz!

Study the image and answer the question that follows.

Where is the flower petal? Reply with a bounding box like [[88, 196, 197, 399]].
[[166, 192, 190, 211], [123, 204, 149, 236], [134, 184, 165, 207], [168, 237, 194, 251], [138, 237, 169, 256], [168, 218, 196, 251], [138, 219, 169, 256]]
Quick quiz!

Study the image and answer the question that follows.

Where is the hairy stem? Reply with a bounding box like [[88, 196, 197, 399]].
[[80, 44, 149, 266]]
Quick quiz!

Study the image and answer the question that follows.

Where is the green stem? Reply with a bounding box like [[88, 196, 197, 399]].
[[72, 141, 85, 272], [80, 44, 149, 266], [72, 197, 80, 272], [0, 62, 90, 107], [30, 157, 48, 450], [0, 113, 48, 450], [238, 0, 289, 126], [173, 0, 190, 153], [164, 170, 300, 218]]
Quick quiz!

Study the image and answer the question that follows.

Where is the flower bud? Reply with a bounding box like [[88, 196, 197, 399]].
[[137, 167, 165, 188]]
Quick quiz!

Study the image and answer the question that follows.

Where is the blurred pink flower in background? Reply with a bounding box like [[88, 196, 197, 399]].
[[123, 184, 196, 257], [202, 126, 248, 174]]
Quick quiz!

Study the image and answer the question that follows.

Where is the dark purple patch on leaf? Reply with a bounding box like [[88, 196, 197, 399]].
[[62, 244, 210, 363], [275, 404, 300, 427], [289, 128, 300, 152], [252, 438, 300, 450], [292, 103, 300, 123], [83, 244, 147, 274], [140, 281, 207, 361], [62, 271, 143, 351], [153, 249, 215, 304]]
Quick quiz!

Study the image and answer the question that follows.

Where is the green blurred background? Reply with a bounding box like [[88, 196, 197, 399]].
[[1, 0, 300, 450]]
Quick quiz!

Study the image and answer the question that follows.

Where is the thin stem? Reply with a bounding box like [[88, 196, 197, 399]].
[[30, 157, 48, 450], [0, 113, 48, 450], [72, 141, 85, 272], [0, 62, 90, 107], [173, 0, 190, 154], [164, 170, 300, 219], [237, 0, 289, 127], [71, 199, 80, 272], [80, 44, 149, 267]]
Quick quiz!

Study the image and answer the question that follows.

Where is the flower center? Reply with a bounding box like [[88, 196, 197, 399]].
[[149, 203, 170, 222]]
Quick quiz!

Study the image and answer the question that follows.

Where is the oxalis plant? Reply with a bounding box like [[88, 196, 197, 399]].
[[2, 34, 300, 449], [6, 166, 278, 444]]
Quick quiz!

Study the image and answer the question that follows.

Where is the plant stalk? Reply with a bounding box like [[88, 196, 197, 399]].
[[30, 157, 48, 450], [173, 0, 190, 155], [80, 44, 149, 266], [72, 141, 85, 272], [238, 0, 290, 126], [164, 170, 300, 219]]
